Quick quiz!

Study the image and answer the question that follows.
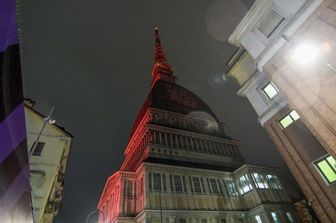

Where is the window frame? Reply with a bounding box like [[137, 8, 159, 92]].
[[254, 8, 286, 41], [271, 212, 281, 223], [266, 174, 282, 190], [170, 174, 187, 193], [237, 174, 253, 195], [149, 172, 167, 192], [279, 110, 300, 129], [31, 141, 46, 156], [255, 215, 262, 223], [252, 172, 269, 189], [262, 82, 279, 100], [313, 154, 336, 185]]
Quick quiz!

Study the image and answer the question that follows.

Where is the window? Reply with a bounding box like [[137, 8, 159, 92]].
[[255, 215, 262, 223], [237, 174, 252, 194], [315, 155, 336, 184], [170, 175, 187, 193], [257, 10, 285, 38], [31, 142, 45, 156], [30, 170, 45, 188], [201, 219, 207, 223], [207, 178, 221, 195], [262, 82, 279, 99], [191, 177, 205, 194], [279, 110, 300, 129], [224, 179, 239, 196], [153, 173, 162, 191], [149, 173, 166, 192], [252, 173, 269, 189], [180, 219, 186, 223], [124, 180, 133, 198], [286, 212, 294, 223], [271, 212, 280, 223], [266, 174, 282, 190]]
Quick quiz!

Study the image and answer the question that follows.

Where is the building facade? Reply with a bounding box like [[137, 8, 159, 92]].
[[98, 29, 298, 223], [25, 100, 72, 223], [227, 0, 336, 222]]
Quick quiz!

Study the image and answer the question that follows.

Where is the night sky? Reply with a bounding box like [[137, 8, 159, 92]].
[[21, 1, 300, 222]]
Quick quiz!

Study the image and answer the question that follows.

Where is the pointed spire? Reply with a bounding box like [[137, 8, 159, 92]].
[[154, 27, 167, 63], [151, 27, 176, 87]]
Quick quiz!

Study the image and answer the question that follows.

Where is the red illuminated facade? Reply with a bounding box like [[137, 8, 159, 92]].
[[98, 29, 298, 223]]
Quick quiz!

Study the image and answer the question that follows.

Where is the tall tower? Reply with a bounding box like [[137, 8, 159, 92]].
[[98, 29, 297, 223]]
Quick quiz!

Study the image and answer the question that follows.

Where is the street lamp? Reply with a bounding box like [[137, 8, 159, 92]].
[[290, 43, 320, 65], [86, 209, 105, 223], [282, 34, 336, 72]]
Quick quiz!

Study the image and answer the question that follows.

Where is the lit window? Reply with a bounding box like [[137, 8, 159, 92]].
[[262, 82, 279, 99], [257, 10, 285, 38], [266, 174, 282, 190], [279, 110, 300, 128], [255, 215, 262, 223], [237, 174, 253, 194], [271, 212, 281, 223], [252, 173, 269, 189], [286, 212, 294, 223], [315, 155, 336, 184], [224, 179, 239, 196]]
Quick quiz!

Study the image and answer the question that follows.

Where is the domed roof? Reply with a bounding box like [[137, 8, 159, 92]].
[[150, 80, 219, 121], [129, 28, 226, 138]]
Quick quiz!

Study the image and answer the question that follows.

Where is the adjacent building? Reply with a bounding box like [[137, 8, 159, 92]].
[[25, 100, 73, 223], [227, 0, 336, 222], [97, 28, 298, 223]]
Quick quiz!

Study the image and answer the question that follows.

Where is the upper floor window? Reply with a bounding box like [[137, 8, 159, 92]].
[[252, 173, 269, 189], [262, 82, 279, 99], [30, 170, 46, 188], [279, 110, 300, 129], [224, 179, 239, 196], [286, 212, 294, 223], [149, 172, 166, 192], [170, 174, 187, 193], [271, 212, 281, 223], [255, 215, 262, 223], [315, 155, 336, 184], [190, 177, 206, 194], [208, 178, 222, 195], [124, 180, 134, 198], [237, 174, 252, 195], [257, 10, 285, 38], [31, 141, 45, 156], [266, 174, 282, 190]]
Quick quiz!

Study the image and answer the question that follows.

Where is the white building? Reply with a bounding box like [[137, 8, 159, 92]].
[[227, 0, 336, 222], [25, 100, 72, 223]]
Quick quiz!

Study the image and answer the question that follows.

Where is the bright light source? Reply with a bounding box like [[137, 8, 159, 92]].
[[291, 44, 320, 64]]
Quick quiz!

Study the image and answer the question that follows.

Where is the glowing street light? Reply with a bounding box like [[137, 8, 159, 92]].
[[290, 43, 320, 64], [282, 34, 336, 72]]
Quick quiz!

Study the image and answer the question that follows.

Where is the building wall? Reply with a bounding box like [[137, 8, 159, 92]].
[[264, 0, 336, 159], [98, 163, 296, 223], [25, 105, 72, 223], [227, 0, 336, 222], [263, 106, 336, 222]]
